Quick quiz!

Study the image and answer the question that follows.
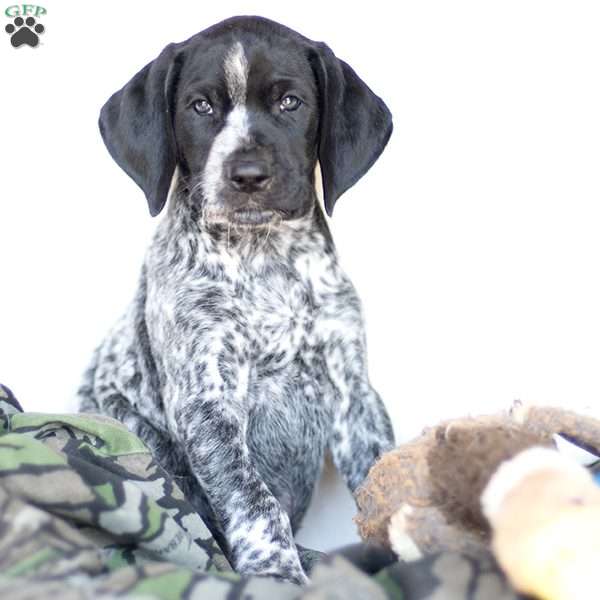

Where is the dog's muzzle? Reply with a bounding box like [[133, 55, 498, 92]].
[[220, 155, 280, 225]]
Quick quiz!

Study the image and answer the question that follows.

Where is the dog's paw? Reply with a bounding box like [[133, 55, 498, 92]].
[[267, 569, 309, 586], [5, 16, 45, 48], [296, 544, 327, 575], [238, 556, 309, 585], [236, 550, 309, 585]]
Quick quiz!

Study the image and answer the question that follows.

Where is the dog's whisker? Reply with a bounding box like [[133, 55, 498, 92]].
[[259, 222, 272, 252]]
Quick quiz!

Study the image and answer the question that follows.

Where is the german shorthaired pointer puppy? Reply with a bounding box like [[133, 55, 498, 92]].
[[78, 15, 394, 584]]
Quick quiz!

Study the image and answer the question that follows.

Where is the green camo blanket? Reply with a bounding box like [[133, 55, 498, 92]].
[[0, 383, 526, 600]]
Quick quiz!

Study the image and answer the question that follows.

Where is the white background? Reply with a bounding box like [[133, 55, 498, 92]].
[[1, 1, 599, 551]]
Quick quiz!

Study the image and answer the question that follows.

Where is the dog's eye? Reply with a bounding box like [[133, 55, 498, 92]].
[[193, 99, 214, 115], [280, 95, 302, 112]]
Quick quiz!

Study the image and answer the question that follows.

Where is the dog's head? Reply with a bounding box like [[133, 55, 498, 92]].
[[99, 16, 392, 225]]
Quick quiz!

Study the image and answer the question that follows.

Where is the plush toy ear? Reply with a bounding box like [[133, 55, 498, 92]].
[[310, 43, 393, 216], [98, 43, 182, 216]]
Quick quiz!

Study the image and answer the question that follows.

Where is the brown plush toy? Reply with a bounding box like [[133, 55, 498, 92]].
[[354, 402, 600, 561]]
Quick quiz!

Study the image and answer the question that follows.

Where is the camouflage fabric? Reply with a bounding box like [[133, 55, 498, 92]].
[[0, 383, 526, 599]]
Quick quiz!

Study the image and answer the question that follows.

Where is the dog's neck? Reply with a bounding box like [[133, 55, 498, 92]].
[[161, 187, 335, 270]]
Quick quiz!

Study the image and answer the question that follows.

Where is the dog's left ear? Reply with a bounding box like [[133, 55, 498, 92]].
[[99, 44, 182, 217], [310, 43, 393, 216]]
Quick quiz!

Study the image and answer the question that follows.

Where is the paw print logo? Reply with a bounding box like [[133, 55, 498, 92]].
[[5, 16, 45, 48]]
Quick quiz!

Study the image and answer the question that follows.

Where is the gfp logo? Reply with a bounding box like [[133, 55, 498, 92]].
[[4, 5, 46, 47]]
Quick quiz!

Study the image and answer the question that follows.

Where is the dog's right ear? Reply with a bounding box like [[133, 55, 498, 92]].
[[99, 44, 182, 217]]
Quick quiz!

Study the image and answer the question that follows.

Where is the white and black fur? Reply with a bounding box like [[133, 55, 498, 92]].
[[78, 16, 394, 584]]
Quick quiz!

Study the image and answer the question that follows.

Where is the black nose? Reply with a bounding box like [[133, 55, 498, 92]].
[[227, 160, 272, 192]]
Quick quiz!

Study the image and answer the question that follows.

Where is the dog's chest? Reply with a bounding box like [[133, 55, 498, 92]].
[[231, 263, 316, 369]]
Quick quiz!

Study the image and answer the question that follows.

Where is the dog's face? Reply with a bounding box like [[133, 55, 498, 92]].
[[99, 17, 392, 224], [175, 35, 320, 226]]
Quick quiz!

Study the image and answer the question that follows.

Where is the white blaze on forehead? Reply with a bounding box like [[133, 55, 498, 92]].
[[201, 42, 250, 210], [224, 41, 249, 105]]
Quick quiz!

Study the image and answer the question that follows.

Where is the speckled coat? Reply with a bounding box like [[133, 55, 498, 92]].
[[78, 16, 395, 584]]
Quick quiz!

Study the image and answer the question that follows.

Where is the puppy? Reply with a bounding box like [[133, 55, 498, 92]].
[[78, 16, 395, 584]]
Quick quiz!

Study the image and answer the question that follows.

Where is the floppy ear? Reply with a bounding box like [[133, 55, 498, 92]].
[[311, 43, 393, 216], [98, 44, 182, 216]]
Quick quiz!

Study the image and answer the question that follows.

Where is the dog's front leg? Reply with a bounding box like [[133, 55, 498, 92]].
[[168, 354, 307, 585], [323, 314, 395, 493]]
